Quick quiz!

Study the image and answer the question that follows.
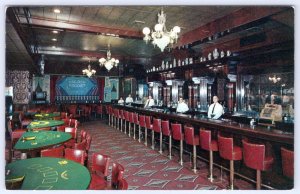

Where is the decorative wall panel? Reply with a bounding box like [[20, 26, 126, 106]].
[[104, 77, 119, 102], [5, 70, 31, 104], [32, 75, 50, 102]]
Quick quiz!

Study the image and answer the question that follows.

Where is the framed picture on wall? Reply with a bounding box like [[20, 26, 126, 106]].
[[124, 78, 132, 96]]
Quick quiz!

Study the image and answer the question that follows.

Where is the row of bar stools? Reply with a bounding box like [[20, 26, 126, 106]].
[[128, 112, 134, 137], [133, 113, 139, 140], [119, 109, 124, 132]]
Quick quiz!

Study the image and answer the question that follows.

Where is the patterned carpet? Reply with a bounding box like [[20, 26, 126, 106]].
[[81, 120, 255, 190]]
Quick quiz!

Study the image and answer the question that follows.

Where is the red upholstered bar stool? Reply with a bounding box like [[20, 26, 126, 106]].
[[162, 120, 172, 159], [145, 116, 153, 147], [281, 147, 294, 179], [184, 126, 199, 173], [114, 108, 120, 129], [218, 133, 242, 189], [152, 118, 163, 153], [128, 112, 135, 138], [138, 115, 146, 143], [133, 113, 139, 140], [242, 139, 274, 190], [124, 111, 130, 135], [118, 109, 124, 132], [171, 123, 184, 165], [200, 129, 219, 182]]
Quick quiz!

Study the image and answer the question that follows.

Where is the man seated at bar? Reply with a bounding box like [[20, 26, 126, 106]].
[[144, 95, 155, 108], [208, 96, 224, 119], [125, 94, 134, 104], [118, 97, 124, 104], [176, 97, 189, 113]]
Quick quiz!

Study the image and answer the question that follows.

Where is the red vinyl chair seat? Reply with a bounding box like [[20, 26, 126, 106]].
[[161, 120, 171, 136], [242, 139, 273, 171], [171, 123, 184, 141], [218, 134, 242, 161], [152, 118, 161, 133], [145, 116, 153, 129], [184, 126, 199, 146], [281, 147, 294, 179]]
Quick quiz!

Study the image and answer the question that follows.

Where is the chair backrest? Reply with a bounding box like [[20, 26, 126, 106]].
[[56, 125, 66, 132], [161, 120, 171, 136], [117, 178, 128, 190], [119, 109, 123, 119], [114, 109, 119, 117], [91, 153, 111, 177], [11, 130, 26, 148], [171, 123, 184, 140], [124, 111, 130, 121], [200, 129, 213, 151], [74, 140, 87, 150], [217, 133, 234, 159], [41, 146, 64, 158], [145, 116, 152, 129], [129, 112, 134, 123], [96, 105, 103, 114], [242, 139, 266, 170], [80, 129, 87, 141], [139, 115, 146, 127], [133, 113, 139, 124], [61, 112, 68, 119], [152, 118, 161, 132], [85, 133, 92, 151], [281, 147, 294, 179], [184, 126, 195, 145], [62, 118, 70, 126], [69, 119, 78, 128], [65, 127, 77, 140], [111, 163, 125, 189], [64, 148, 86, 165]]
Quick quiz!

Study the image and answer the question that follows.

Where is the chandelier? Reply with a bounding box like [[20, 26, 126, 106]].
[[142, 9, 181, 52], [82, 61, 96, 77], [99, 44, 119, 71], [269, 75, 281, 83]]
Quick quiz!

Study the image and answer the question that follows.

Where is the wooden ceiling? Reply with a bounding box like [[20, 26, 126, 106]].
[[5, 6, 293, 76]]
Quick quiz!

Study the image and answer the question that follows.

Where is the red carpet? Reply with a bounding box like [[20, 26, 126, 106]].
[[81, 120, 255, 190]]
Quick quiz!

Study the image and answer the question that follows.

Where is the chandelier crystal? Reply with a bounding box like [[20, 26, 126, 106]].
[[143, 9, 181, 52], [269, 75, 281, 83], [99, 44, 119, 71], [82, 62, 96, 77]]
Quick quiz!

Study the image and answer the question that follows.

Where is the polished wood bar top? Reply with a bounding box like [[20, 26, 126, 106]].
[[114, 105, 293, 145]]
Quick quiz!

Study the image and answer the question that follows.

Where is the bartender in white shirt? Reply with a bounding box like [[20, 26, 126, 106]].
[[125, 94, 134, 103], [118, 97, 124, 104], [176, 97, 189, 113], [144, 95, 155, 108], [207, 96, 224, 119]]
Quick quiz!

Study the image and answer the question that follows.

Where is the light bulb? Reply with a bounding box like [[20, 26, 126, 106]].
[[154, 24, 163, 32], [143, 27, 150, 35], [173, 26, 181, 33]]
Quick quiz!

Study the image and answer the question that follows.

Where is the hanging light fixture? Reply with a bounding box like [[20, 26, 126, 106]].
[[99, 44, 119, 71], [142, 9, 181, 52], [82, 61, 96, 77], [269, 75, 281, 83]]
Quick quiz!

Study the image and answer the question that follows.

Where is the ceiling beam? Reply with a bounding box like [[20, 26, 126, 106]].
[[38, 46, 149, 63], [178, 7, 287, 47], [17, 15, 143, 39]]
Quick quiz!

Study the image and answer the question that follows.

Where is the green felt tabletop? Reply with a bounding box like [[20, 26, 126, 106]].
[[5, 157, 91, 190], [14, 131, 71, 151], [34, 113, 61, 120], [27, 120, 65, 130]]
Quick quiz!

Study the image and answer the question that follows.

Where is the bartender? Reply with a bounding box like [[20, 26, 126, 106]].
[[207, 96, 224, 119], [144, 95, 155, 108], [125, 94, 134, 104], [176, 97, 189, 113]]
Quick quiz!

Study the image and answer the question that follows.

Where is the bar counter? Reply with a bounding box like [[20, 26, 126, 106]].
[[114, 105, 293, 146], [114, 104, 294, 189]]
